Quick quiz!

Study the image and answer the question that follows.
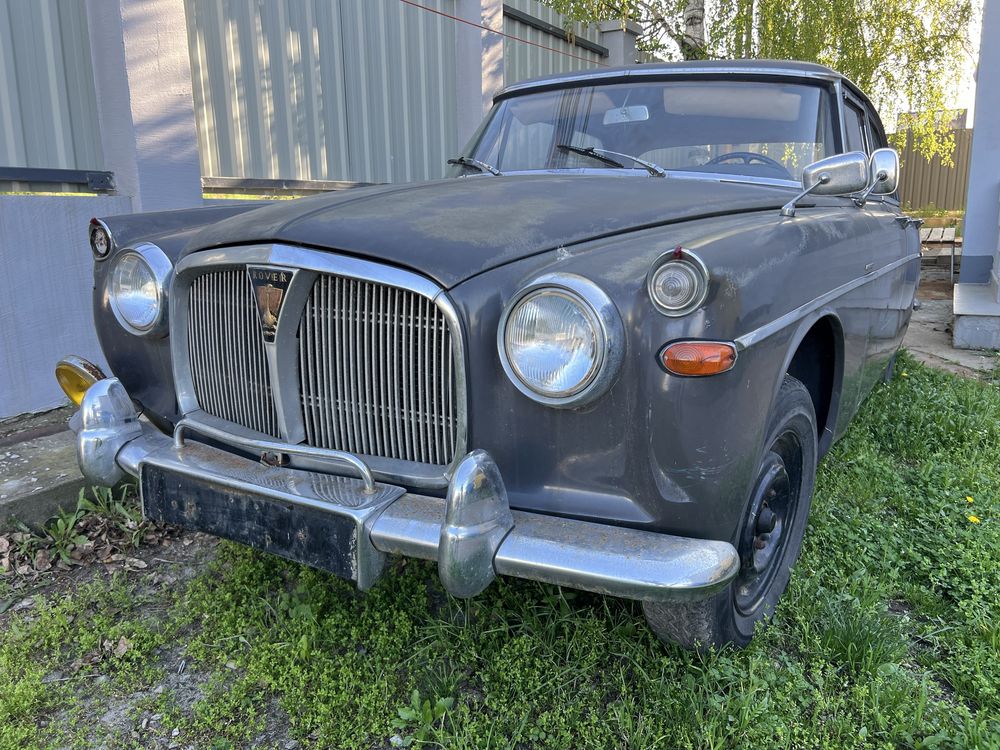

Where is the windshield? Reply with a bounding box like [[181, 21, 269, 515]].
[[464, 79, 835, 183]]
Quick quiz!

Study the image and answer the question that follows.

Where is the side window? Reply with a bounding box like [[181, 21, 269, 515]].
[[844, 101, 869, 154], [866, 114, 887, 150]]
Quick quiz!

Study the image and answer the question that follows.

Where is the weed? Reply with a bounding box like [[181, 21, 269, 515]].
[[816, 595, 909, 676], [43, 508, 87, 565], [390, 690, 454, 747]]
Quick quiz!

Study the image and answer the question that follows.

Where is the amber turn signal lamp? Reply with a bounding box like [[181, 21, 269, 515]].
[[660, 341, 737, 377], [55, 356, 107, 406]]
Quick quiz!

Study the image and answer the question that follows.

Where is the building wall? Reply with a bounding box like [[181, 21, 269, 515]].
[[0, 195, 131, 418], [185, 0, 460, 184], [503, 0, 605, 86], [959, 0, 1000, 285], [0, 0, 103, 191]]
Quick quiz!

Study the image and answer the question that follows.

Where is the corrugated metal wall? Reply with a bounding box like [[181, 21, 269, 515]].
[[0, 0, 103, 189], [503, 0, 604, 86], [896, 129, 972, 212], [185, 0, 459, 184]]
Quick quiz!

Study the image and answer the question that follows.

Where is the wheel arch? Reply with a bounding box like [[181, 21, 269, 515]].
[[776, 311, 845, 458]]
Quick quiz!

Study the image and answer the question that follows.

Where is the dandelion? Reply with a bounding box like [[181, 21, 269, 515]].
[[966, 496, 974, 503], [901, 371, 909, 378], [968, 515, 981, 524]]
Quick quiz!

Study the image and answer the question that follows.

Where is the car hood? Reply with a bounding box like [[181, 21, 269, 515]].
[[184, 174, 792, 288]]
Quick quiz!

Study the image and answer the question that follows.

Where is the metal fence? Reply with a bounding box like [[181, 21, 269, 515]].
[[896, 128, 972, 212], [0, 0, 104, 192], [502, 0, 606, 86], [184, 0, 459, 185]]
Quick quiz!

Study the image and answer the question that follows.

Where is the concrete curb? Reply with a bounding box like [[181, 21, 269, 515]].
[[0, 430, 91, 530]]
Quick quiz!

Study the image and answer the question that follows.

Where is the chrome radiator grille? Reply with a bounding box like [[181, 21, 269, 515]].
[[187, 269, 280, 437], [184, 265, 460, 468], [298, 275, 457, 465]]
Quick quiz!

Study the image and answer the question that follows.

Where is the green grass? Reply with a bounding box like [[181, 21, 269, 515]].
[[1, 352, 997, 749]]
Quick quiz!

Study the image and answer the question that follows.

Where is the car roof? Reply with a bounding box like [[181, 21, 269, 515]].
[[496, 59, 868, 103]]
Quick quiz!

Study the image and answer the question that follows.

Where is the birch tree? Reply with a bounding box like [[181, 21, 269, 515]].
[[543, 0, 977, 161]]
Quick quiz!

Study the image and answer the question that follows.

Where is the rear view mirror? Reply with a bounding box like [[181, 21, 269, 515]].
[[781, 151, 868, 217], [603, 105, 649, 125]]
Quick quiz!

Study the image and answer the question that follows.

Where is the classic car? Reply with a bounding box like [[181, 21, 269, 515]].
[[56, 60, 919, 649]]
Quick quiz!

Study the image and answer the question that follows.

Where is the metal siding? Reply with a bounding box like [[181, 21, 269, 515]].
[[0, 0, 102, 190], [896, 128, 972, 211], [185, 0, 458, 184], [502, 0, 603, 86]]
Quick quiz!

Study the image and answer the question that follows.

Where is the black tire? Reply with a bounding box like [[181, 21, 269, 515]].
[[643, 375, 818, 650]]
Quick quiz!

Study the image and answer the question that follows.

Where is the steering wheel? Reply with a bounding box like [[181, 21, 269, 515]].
[[705, 151, 787, 170]]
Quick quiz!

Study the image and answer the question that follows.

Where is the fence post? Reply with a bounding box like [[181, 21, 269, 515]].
[[84, 0, 202, 212], [455, 0, 505, 148], [597, 20, 642, 66]]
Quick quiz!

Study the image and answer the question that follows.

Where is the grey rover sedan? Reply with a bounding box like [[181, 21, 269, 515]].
[[57, 60, 919, 648]]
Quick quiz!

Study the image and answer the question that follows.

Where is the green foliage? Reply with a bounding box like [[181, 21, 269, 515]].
[[542, 0, 976, 163], [77, 484, 145, 547], [391, 689, 455, 747], [42, 508, 87, 565], [1, 353, 997, 748]]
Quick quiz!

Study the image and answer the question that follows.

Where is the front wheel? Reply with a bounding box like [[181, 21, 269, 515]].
[[643, 375, 818, 649]]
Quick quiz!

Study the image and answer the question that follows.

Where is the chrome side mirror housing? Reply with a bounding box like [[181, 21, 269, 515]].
[[851, 148, 900, 207], [781, 151, 869, 217], [867, 148, 899, 194]]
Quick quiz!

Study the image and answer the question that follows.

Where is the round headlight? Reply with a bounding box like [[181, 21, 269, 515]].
[[506, 289, 601, 397], [647, 249, 709, 316], [108, 243, 171, 336], [499, 274, 624, 407]]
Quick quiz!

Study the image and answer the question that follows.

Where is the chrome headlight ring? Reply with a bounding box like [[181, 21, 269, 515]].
[[647, 247, 710, 317], [89, 218, 114, 260], [498, 273, 625, 408], [107, 242, 172, 338]]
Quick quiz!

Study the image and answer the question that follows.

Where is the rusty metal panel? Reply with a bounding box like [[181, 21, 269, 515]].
[[185, 0, 459, 184], [0, 0, 103, 191], [502, 0, 605, 86], [896, 128, 972, 212]]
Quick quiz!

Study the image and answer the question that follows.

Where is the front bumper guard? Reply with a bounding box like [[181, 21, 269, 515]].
[[74, 378, 739, 602]]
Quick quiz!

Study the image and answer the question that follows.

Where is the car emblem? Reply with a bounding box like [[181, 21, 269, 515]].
[[247, 266, 295, 342]]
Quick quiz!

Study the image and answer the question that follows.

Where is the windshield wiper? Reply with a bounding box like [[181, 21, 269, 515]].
[[557, 144, 624, 168], [447, 156, 501, 176], [557, 144, 666, 177]]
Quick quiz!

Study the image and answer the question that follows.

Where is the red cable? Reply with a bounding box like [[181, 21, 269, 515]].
[[398, 0, 609, 68]]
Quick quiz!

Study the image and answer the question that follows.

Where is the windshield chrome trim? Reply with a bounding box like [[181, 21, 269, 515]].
[[497, 66, 845, 100]]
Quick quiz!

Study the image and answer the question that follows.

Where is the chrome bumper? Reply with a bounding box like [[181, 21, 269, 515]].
[[72, 378, 739, 602]]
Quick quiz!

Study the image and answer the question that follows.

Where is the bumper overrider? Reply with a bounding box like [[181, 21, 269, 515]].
[[70, 375, 739, 601]]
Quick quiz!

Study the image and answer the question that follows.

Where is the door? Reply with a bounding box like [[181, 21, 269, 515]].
[[843, 96, 912, 390]]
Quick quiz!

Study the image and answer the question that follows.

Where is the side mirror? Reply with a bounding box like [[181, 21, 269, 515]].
[[867, 147, 899, 195], [850, 148, 900, 207], [781, 152, 869, 217]]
